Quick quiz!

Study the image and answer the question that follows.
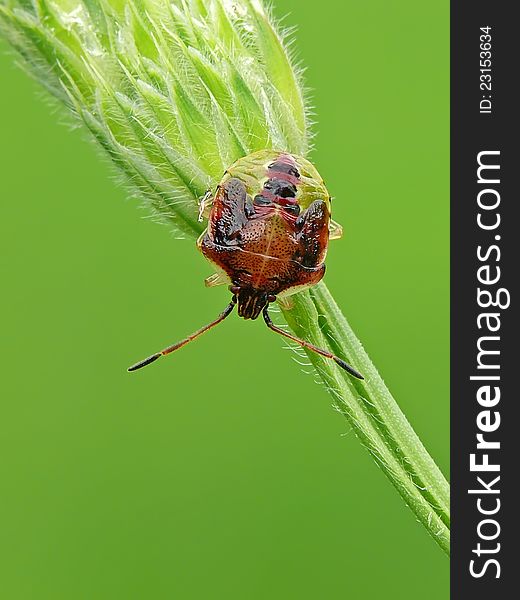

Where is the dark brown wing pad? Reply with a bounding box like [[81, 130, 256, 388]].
[[210, 178, 250, 245], [295, 200, 330, 268]]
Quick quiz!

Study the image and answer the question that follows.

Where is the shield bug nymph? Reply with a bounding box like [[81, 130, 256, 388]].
[[128, 149, 363, 379]]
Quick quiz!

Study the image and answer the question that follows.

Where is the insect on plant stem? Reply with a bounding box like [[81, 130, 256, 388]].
[[128, 150, 363, 379]]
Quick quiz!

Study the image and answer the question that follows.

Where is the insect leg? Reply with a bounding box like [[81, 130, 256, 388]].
[[198, 189, 213, 222], [204, 272, 229, 288], [262, 307, 363, 380], [276, 295, 295, 311], [128, 297, 237, 372], [328, 219, 343, 241]]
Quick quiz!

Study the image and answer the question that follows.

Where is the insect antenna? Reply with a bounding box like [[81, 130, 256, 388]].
[[128, 297, 237, 372], [262, 306, 364, 380]]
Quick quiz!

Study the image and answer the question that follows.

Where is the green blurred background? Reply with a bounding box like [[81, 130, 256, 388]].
[[0, 1, 449, 598]]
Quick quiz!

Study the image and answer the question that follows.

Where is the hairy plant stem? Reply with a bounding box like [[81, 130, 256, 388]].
[[282, 285, 450, 554], [0, 0, 449, 553]]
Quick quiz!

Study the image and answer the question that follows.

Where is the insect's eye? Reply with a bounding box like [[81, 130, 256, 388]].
[[263, 178, 297, 198], [253, 194, 272, 206]]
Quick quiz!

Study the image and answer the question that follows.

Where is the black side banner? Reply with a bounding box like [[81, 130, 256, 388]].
[[451, 1, 517, 597]]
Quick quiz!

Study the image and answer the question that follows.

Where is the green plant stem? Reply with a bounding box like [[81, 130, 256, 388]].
[[282, 284, 450, 554]]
